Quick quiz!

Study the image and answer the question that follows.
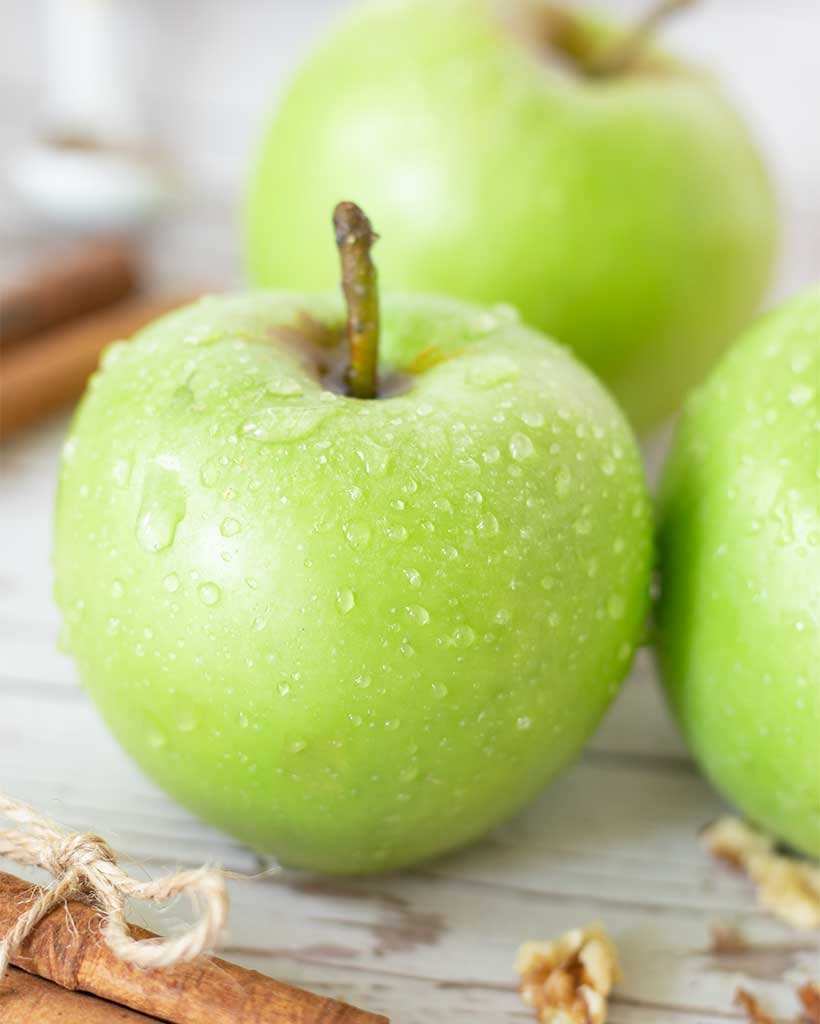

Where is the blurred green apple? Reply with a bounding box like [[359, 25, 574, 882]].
[[54, 206, 652, 873], [658, 286, 820, 857], [245, 0, 776, 431]]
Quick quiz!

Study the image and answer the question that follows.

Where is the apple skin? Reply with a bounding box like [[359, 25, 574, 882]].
[[54, 291, 652, 874], [245, 0, 776, 432], [657, 286, 820, 857]]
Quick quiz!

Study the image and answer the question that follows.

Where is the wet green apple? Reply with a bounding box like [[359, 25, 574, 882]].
[[54, 206, 652, 873], [658, 286, 820, 857], [245, 0, 776, 431]]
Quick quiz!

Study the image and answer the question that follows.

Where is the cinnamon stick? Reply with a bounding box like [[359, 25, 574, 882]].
[[0, 293, 196, 439], [1, 240, 138, 349], [2, 967, 163, 1023], [0, 872, 388, 1024]]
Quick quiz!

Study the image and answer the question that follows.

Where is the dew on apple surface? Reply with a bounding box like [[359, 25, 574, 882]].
[[162, 572, 179, 592], [335, 589, 355, 614], [476, 514, 499, 537], [111, 456, 132, 488], [405, 605, 430, 625], [241, 405, 333, 443], [197, 582, 221, 606], [343, 521, 371, 548], [465, 357, 521, 391], [136, 464, 186, 553], [220, 516, 241, 537]]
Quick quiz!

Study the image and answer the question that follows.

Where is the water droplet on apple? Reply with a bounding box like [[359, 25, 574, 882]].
[[574, 516, 592, 536], [112, 457, 132, 488], [136, 464, 186, 552], [476, 513, 499, 537], [403, 568, 422, 587], [354, 674, 371, 689], [406, 604, 430, 625], [161, 572, 179, 593], [238, 711, 250, 728], [277, 681, 291, 697], [242, 405, 333, 442], [432, 682, 448, 699], [466, 355, 520, 390], [356, 436, 392, 476], [199, 456, 222, 488], [554, 465, 571, 498], [198, 581, 221, 606], [176, 712, 198, 734], [220, 516, 241, 537], [344, 521, 372, 548], [111, 578, 125, 598], [520, 410, 544, 428], [385, 524, 408, 542], [482, 446, 500, 463], [509, 433, 534, 461], [450, 625, 476, 648], [349, 713, 363, 726], [516, 716, 532, 731], [289, 739, 307, 753], [384, 719, 401, 731], [607, 594, 625, 620], [441, 545, 459, 561], [788, 383, 815, 406], [336, 589, 355, 614], [147, 724, 168, 749], [183, 323, 226, 347], [264, 374, 303, 397], [106, 617, 121, 636]]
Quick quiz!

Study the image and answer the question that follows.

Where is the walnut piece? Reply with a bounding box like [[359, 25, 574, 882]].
[[515, 924, 621, 1024], [702, 817, 820, 930], [735, 987, 775, 1024], [799, 982, 820, 1024]]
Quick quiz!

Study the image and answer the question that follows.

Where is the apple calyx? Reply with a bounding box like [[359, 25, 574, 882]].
[[334, 201, 380, 400]]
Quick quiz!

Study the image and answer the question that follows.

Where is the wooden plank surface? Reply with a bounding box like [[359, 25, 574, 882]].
[[1, 405, 818, 1023]]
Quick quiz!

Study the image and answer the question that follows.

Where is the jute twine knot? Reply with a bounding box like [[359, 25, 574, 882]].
[[0, 791, 229, 980]]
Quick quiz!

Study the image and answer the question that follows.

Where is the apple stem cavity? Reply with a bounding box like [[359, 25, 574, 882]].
[[334, 201, 380, 400], [587, 0, 695, 77]]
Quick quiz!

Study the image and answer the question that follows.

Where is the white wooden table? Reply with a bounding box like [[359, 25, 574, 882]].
[[2, 393, 818, 1023]]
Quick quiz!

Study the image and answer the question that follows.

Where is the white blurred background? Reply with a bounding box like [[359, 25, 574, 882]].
[[1, 0, 818, 296]]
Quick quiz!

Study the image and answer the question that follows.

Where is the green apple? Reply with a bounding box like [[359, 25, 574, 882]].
[[54, 205, 652, 874], [658, 286, 820, 857], [245, 0, 776, 432]]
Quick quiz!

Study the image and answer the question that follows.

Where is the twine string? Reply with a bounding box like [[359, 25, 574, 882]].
[[0, 791, 229, 980]]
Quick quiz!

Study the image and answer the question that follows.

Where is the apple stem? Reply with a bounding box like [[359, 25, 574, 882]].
[[588, 0, 695, 76], [334, 201, 380, 400]]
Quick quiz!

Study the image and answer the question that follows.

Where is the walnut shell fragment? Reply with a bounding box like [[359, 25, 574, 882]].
[[515, 924, 621, 1024], [702, 817, 820, 930]]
